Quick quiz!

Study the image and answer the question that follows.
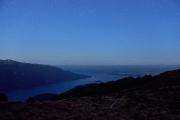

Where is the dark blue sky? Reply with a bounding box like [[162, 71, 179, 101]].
[[0, 0, 180, 65]]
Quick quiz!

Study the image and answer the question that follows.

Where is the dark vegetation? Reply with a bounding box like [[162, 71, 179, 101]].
[[0, 59, 90, 91], [0, 93, 8, 102], [58, 69, 180, 98], [27, 93, 58, 102], [57, 75, 153, 98], [0, 69, 180, 120]]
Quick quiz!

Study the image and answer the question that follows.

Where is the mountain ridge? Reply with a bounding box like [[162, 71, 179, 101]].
[[0, 59, 90, 92]]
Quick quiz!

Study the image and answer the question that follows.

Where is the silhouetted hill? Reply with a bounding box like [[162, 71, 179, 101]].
[[57, 69, 180, 98], [27, 93, 58, 102], [0, 93, 8, 102], [0, 69, 180, 120], [0, 59, 90, 91]]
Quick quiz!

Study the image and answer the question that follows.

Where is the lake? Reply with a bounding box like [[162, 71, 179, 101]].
[[7, 65, 180, 101]]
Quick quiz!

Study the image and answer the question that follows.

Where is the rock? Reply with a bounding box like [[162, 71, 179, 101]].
[[0, 93, 8, 102], [27, 93, 58, 102]]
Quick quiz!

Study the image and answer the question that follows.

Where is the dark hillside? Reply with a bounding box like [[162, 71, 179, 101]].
[[0, 59, 90, 91], [0, 69, 180, 120]]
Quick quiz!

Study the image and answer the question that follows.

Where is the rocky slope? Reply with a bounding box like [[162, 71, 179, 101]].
[[0, 69, 180, 120]]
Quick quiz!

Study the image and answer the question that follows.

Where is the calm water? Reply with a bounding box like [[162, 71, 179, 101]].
[[7, 65, 180, 101]]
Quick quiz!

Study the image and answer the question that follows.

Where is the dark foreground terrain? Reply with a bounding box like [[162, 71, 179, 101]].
[[0, 69, 180, 120]]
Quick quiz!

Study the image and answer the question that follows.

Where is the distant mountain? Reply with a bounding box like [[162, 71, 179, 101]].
[[0, 59, 90, 91]]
